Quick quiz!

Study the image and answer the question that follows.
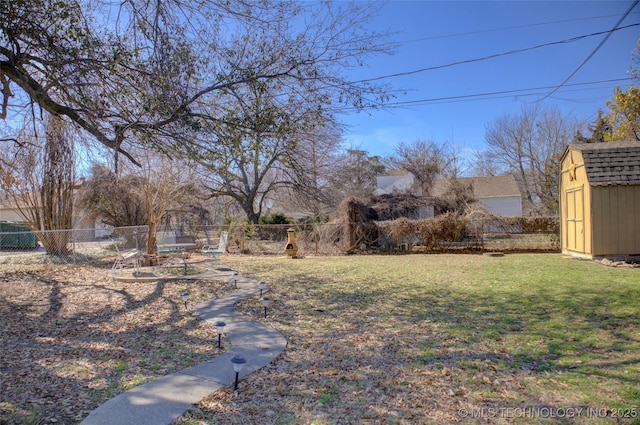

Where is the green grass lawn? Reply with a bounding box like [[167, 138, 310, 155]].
[[176, 253, 640, 425]]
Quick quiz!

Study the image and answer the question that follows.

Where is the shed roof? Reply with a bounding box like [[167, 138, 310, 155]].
[[569, 141, 640, 186], [431, 175, 520, 198]]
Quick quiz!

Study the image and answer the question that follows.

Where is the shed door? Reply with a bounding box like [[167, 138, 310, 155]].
[[566, 188, 585, 252]]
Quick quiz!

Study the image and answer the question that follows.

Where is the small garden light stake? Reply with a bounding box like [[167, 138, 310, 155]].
[[230, 355, 247, 391], [259, 281, 266, 297], [261, 296, 271, 318], [215, 321, 226, 349], [180, 291, 190, 309], [181, 252, 189, 274]]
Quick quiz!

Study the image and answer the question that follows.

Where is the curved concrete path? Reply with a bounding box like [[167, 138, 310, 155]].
[[81, 268, 287, 425]]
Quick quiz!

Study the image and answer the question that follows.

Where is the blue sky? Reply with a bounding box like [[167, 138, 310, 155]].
[[340, 1, 639, 160]]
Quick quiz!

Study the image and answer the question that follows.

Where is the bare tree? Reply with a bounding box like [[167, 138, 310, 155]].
[[329, 149, 386, 199], [0, 115, 75, 254], [77, 153, 203, 253], [133, 151, 199, 254], [76, 164, 147, 228], [1, 0, 394, 167], [441, 138, 470, 179], [385, 139, 449, 196], [432, 179, 477, 214], [198, 79, 293, 224], [478, 104, 582, 215], [287, 121, 344, 216], [471, 151, 503, 177]]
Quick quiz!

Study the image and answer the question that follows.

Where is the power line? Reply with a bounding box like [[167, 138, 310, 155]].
[[399, 11, 640, 44], [537, 0, 639, 101], [335, 78, 634, 112], [351, 23, 640, 84]]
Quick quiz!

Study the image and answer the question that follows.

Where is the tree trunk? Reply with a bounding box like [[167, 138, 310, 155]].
[[147, 221, 157, 255], [38, 116, 74, 255]]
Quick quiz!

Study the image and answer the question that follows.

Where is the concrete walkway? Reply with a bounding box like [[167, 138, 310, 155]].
[[81, 265, 287, 425]]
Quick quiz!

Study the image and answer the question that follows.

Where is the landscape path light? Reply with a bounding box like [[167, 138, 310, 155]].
[[261, 296, 271, 319], [215, 321, 226, 349], [259, 281, 266, 297], [181, 252, 189, 274], [230, 354, 247, 391], [180, 291, 190, 309]]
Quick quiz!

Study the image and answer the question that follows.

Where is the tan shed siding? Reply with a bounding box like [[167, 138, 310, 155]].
[[591, 187, 613, 256], [577, 152, 592, 256], [591, 185, 640, 256], [560, 142, 640, 259], [560, 152, 572, 254], [583, 178, 592, 256], [560, 149, 592, 256], [560, 171, 567, 253], [618, 185, 640, 254], [565, 188, 585, 252]]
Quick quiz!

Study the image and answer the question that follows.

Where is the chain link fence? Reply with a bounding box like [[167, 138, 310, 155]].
[[0, 219, 560, 266], [0, 227, 126, 266], [0, 224, 341, 266]]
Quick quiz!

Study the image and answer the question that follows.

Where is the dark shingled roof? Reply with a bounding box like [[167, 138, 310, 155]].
[[571, 141, 640, 186]]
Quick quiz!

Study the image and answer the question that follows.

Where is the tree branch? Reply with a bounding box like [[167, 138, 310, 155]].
[[1, 61, 141, 166]]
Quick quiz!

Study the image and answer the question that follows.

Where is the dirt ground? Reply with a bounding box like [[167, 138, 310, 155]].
[[0, 260, 230, 424]]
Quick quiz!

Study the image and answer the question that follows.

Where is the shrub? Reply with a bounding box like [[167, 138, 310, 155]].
[[376, 212, 468, 251]]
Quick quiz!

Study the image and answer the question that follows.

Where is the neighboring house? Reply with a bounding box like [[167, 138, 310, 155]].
[[559, 141, 640, 259], [432, 176, 522, 217], [0, 181, 113, 240], [374, 170, 417, 196], [374, 171, 522, 217], [0, 192, 25, 223]]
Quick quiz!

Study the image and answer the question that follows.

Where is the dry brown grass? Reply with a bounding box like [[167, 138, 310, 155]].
[[1, 254, 638, 425], [0, 260, 230, 424]]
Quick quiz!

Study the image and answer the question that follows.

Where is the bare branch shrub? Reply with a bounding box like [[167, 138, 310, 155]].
[[0, 116, 75, 255]]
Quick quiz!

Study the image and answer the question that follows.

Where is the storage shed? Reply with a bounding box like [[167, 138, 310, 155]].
[[559, 141, 640, 259]]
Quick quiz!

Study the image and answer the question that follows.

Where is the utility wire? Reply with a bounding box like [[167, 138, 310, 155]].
[[400, 11, 640, 44], [538, 0, 639, 101], [334, 78, 634, 112], [351, 23, 640, 84], [390, 79, 633, 107]]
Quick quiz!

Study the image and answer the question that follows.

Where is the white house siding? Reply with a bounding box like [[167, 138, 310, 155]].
[[0, 208, 25, 223], [479, 196, 522, 217], [375, 173, 416, 195], [374, 173, 523, 217]]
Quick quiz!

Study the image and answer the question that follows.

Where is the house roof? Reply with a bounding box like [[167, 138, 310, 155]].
[[378, 170, 411, 177], [374, 171, 415, 195], [431, 175, 521, 199], [568, 141, 640, 186]]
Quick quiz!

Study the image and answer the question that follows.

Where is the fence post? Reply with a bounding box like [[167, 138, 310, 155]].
[[71, 229, 76, 264], [241, 224, 246, 253]]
